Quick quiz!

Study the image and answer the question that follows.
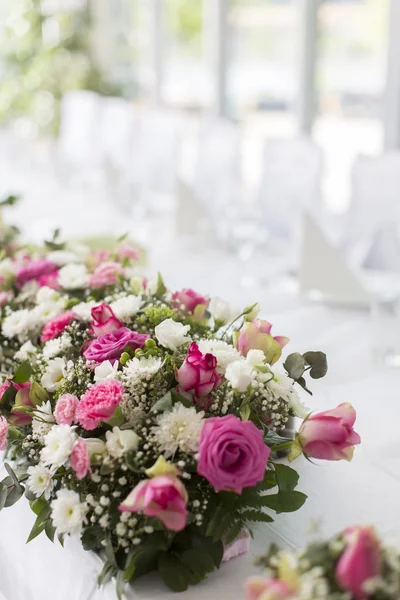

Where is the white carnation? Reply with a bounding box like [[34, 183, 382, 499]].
[[105, 426, 140, 458], [155, 318, 190, 351], [123, 356, 162, 380], [152, 404, 204, 457], [268, 365, 309, 418], [208, 296, 232, 323], [51, 488, 87, 535], [41, 424, 78, 468], [110, 295, 143, 320], [58, 264, 88, 290], [72, 300, 97, 321], [225, 360, 255, 392], [27, 464, 54, 500], [41, 357, 67, 392], [198, 339, 241, 374], [94, 360, 119, 382]]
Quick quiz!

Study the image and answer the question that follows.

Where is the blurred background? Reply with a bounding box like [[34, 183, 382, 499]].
[[0, 0, 399, 305]]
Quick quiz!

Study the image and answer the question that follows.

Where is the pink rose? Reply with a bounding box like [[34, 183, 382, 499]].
[[89, 250, 112, 268], [83, 327, 149, 364], [235, 319, 289, 361], [298, 403, 361, 461], [119, 475, 188, 532], [0, 416, 8, 451], [16, 259, 58, 283], [0, 382, 33, 426], [116, 244, 140, 262], [172, 288, 208, 316], [38, 271, 60, 290], [54, 394, 78, 425], [245, 577, 294, 600], [76, 379, 125, 430], [336, 526, 381, 600], [0, 291, 13, 306], [197, 415, 270, 493], [89, 262, 125, 289], [176, 342, 221, 403], [70, 438, 91, 480], [90, 303, 123, 337], [40, 310, 75, 342]]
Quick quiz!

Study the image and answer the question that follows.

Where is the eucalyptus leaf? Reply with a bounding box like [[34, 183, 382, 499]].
[[81, 526, 104, 551], [4, 484, 25, 508], [0, 483, 8, 511], [303, 351, 328, 379], [284, 353, 307, 380]]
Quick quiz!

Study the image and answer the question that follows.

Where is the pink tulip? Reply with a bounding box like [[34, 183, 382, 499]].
[[245, 577, 293, 600], [90, 303, 123, 337], [235, 319, 289, 360], [0, 381, 34, 426], [336, 526, 381, 599], [119, 475, 188, 532], [172, 288, 208, 316], [298, 403, 360, 461], [176, 342, 221, 404]]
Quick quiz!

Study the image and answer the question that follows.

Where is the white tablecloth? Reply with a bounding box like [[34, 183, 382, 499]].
[[0, 170, 400, 599]]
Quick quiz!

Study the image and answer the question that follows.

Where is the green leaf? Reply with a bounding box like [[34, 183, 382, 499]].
[[155, 272, 167, 297], [27, 503, 51, 543], [260, 491, 307, 514], [98, 561, 116, 587], [0, 483, 8, 511], [284, 353, 306, 380], [105, 535, 118, 570], [30, 497, 48, 516], [171, 390, 193, 409], [29, 382, 49, 406], [4, 484, 25, 507], [0, 194, 20, 207], [152, 391, 173, 413], [263, 336, 283, 366], [7, 425, 23, 442], [158, 553, 189, 592], [240, 510, 273, 523], [45, 520, 56, 543], [12, 361, 33, 384], [116, 570, 125, 600], [274, 464, 299, 493], [256, 469, 277, 492], [81, 526, 104, 551], [303, 351, 328, 379], [106, 406, 125, 427], [5, 463, 23, 492], [193, 534, 224, 569], [225, 520, 244, 545], [180, 549, 215, 577], [0, 384, 17, 407]]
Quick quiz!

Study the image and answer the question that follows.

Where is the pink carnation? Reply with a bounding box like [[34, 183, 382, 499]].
[[16, 259, 58, 284], [0, 416, 8, 451], [83, 327, 149, 364], [76, 380, 125, 430], [38, 271, 60, 290], [89, 262, 125, 289], [40, 311, 75, 343], [54, 394, 78, 425], [116, 244, 140, 262], [70, 438, 91, 480]]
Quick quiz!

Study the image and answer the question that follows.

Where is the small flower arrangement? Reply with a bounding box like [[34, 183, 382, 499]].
[[246, 525, 400, 599], [0, 266, 361, 596]]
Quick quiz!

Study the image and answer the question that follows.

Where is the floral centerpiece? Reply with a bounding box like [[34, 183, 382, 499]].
[[246, 525, 399, 599], [0, 268, 360, 596]]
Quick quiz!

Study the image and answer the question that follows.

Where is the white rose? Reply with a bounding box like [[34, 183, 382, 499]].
[[244, 302, 260, 321], [208, 297, 232, 324], [41, 358, 67, 392], [155, 318, 190, 351], [94, 360, 119, 382], [105, 427, 140, 458], [225, 360, 255, 392]]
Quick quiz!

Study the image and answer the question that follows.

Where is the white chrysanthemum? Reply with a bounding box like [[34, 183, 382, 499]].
[[225, 360, 255, 392], [41, 357, 67, 392], [155, 318, 191, 352], [123, 356, 162, 382], [27, 464, 54, 499], [58, 264, 88, 290], [72, 300, 97, 321], [32, 401, 55, 441], [2, 309, 32, 339], [110, 295, 143, 320], [47, 250, 79, 266], [208, 296, 232, 323], [105, 426, 140, 458], [31, 300, 65, 325], [15, 340, 37, 362], [42, 333, 72, 360], [268, 365, 309, 419], [153, 404, 204, 457], [94, 360, 119, 382], [246, 349, 266, 366], [36, 286, 61, 305], [51, 488, 87, 535], [41, 424, 78, 468], [17, 281, 39, 303], [198, 339, 241, 374]]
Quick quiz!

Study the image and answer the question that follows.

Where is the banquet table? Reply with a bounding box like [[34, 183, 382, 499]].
[[0, 168, 400, 599]]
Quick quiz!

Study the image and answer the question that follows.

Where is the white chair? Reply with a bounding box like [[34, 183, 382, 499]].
[[258, 137, 323, 242], [345, 153, 400, 271]]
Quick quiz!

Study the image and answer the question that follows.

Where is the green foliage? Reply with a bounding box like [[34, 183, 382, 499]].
[[12, 360, 32, 384], [0, 464, 26, 511], [284, 351, 328, 395]]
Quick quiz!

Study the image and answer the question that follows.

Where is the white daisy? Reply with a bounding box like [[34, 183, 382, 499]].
[[267, 365, 309, 419], [41, 424, 78, 469], [123, 356, 162, 382], [2, 309, 32, 340], [41, 357, 67, 392], [27, 464, 54, 500], [32, 401, 55, 441], [72, 300, 97, 321], [198, 339, 241, 374], [51, 488, 87, 535], [15, 340, 37, 362], [152, 403, 204, 457], [110, 295, 143, 321], [58, 264, 89, 290]]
